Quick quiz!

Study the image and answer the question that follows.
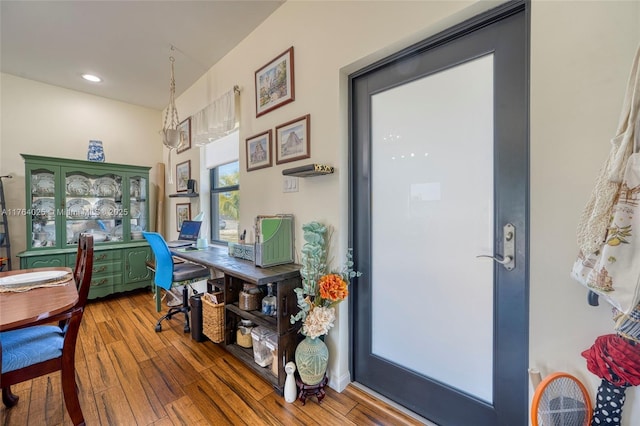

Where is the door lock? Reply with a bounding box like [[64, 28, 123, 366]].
[[476, 223, 515, 271]]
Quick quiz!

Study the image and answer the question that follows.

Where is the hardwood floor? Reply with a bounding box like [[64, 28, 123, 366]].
[[1, 289, 426, 425]]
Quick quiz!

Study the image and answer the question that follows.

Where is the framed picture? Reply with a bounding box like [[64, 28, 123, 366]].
[[176, 203, 191, 232], [246, 130, 273, 171], [276, 114, 310, 164], [177, 117, 191, 153], [176, 160, 191, 192], [255, 47, 295, 117]]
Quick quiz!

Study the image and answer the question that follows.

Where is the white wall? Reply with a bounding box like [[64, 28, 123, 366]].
[[172, 0, 480, 393], [0, 73, 162, 263], [174, 0, 640, 419], [3, 0, 640, 422], [530, 1, 640, 423]]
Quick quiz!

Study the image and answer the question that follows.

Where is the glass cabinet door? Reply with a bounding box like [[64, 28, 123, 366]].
[[64, 169, 123, 245], [28, 167, 59, 248], [128, 175, 147, 240]]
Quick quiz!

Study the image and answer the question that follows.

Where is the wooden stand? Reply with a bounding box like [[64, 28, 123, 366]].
[[296, 373, 328, 405]]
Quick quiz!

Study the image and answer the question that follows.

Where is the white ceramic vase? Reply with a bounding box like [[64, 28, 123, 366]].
[[284, 361, 297, 403]]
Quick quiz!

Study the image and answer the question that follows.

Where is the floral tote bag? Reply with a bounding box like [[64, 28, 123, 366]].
[[572, 153, 640, 315]]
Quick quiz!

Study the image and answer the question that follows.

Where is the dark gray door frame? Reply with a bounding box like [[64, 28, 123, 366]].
[[348, 1, 529, 424]]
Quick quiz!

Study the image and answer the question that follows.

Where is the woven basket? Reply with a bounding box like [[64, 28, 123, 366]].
[[202, 292, 225, 343]]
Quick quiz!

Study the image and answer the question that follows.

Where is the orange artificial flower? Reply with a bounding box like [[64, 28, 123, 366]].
[[318, 273, 349, 302]]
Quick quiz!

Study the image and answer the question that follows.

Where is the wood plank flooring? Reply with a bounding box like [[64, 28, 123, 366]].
[[1, 289, 426, 425]]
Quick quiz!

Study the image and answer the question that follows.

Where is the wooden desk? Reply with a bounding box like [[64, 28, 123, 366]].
[[0, 267, 77, 331], [171, 245, 301, 284], [171, 245, 301, 394]]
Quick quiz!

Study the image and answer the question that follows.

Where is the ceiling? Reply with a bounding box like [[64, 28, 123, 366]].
[[0, 0, 284, 110]]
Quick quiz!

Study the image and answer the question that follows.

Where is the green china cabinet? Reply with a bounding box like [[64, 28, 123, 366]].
[[17, 154, 153, 299]]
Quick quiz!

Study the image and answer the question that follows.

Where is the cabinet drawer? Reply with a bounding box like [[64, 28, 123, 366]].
[[89, 273, 122, 289], [91, 261, 123, 276], [68, 250, 122, 265], [94, 250, 122, 263], [87, 273, 122, 300]]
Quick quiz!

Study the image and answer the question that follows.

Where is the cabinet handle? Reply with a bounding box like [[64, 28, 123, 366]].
[[282, 295, 288, 316], [93, 265, 107, 273], [91, 278, 108, 286], [95, 253, 108, 261]]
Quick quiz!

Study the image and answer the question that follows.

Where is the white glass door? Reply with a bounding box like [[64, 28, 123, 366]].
[[371, 54, 495, 402], [350, 4, 528, 425]]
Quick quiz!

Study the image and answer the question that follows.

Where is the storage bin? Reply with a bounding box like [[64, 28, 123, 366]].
[[265, 332, 279, 376], [251, 326, 276, 367], [202, 292, 225, 343], [228, 242, 255, 261], [239, 283, 261, 311], [236, 319, 255, 348]]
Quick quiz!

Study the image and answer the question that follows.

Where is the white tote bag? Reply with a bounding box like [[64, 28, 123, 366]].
[[572, 153, 640, 314], [576, 45, 640, 256], [572, 44, 640, 314]]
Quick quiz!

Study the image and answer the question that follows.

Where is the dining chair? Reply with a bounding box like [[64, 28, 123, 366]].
[[142, 231, 210, 333], [0, 233, 94, 426]]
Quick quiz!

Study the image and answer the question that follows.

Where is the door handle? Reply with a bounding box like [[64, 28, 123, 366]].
[[476, 254, 513, 264], [476, 223, 515, 271]]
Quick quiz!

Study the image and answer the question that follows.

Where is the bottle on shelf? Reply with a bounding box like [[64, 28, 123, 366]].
[[262, 283, 277, 317]]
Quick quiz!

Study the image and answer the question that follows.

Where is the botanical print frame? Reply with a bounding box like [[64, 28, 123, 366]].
[[176, 203, 191, 232], [255, 47, 295, 117], [275, 114, 310, 164], [176, 160, 191, 192], [246, 130, 273, 171], [177, 117, 191, 153]]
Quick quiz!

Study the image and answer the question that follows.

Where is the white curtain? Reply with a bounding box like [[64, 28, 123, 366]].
[[192, 87, 238, 145], [204, 131, 239, 169]]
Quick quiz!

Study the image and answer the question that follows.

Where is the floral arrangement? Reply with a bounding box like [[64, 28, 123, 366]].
[[290, 221, 362, 339]]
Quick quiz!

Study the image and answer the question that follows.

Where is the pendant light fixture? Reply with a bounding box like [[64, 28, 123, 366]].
[[162, 45, 185, 183]]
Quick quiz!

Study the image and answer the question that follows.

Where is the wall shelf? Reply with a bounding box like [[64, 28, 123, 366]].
[[281, 164, 334, 177], [168, 193, 199, 198]]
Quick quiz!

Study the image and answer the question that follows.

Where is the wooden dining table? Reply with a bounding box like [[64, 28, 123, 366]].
[[0, 267, 78, 331]]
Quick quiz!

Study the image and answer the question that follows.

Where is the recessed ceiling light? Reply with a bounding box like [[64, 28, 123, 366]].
[[82, 74, 102, 83]]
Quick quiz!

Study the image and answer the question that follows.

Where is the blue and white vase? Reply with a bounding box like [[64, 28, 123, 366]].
[[87, 140, 105, 162]]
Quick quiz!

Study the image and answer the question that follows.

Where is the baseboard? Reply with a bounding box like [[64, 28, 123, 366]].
[[327, 369, 351, 392]]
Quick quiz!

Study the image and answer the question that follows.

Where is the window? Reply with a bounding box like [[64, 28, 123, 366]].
[[210, 161, 239, 244]]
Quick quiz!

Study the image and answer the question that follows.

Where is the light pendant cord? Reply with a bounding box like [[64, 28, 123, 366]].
[[162, 46, 182, 184]]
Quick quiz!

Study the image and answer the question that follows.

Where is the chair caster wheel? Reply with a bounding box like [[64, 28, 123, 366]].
[[155, 324, 162, 332], [184, 326, 190, 333]]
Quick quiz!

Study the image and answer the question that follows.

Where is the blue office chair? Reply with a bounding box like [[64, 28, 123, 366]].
[[142, 232, 210, 333]]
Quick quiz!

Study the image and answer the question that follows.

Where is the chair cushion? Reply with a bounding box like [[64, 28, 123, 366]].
[[173, 263, 209, 282], [1, 325, 64, 373]]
